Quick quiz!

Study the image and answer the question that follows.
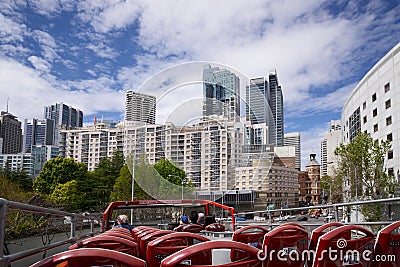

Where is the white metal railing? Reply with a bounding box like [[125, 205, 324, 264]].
[[236, 196, 400, 230], [0, 198, 101, 267]]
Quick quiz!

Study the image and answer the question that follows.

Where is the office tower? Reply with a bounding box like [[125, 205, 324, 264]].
[[31, 145, 59, 177], [284, 132, 301, 170], [269, 70, 284, 146], [125, 90, 156, 124], [246, 77, 268, 124], [320, 120, 341, 176], [24, 119, 54, 153], [0, 111, 23, 154], [44, 103, 83, 145], [203, 65, 240, 121]]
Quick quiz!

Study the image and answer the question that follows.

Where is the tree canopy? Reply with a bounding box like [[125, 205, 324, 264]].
[[334, 132, 396, 221]]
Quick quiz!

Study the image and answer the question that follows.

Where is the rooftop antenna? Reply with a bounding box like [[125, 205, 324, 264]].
[[6, 97, 9, 113]]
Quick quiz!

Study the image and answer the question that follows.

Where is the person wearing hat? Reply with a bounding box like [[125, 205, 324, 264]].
[[173, 215, 189, 231]]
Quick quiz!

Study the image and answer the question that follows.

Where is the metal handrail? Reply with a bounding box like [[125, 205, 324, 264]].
[[236, 196, 400, 229], [0, 198, 101, 267]]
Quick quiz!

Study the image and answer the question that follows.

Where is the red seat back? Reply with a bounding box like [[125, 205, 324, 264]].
[[279, 222, 306, 229], [139, 230, 172, 259], [146, 232, 210, 267], [308, 222, 343, 267], [68, 235, 139, 257], [370, 221, 400, 267], [101, 230, 136, 242], [182, 223, 203, 233], [232, 225, 268, 248], [160, 240, 263, 267], [29, 247, 146, 267], [313, 225, 375, 267], [262, 225, 309, 267], [205, 223, 226, 232]]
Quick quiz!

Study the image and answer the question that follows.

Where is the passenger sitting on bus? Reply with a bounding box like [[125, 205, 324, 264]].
[[113, 214, 133, 231], [189, 210, 199, 224], [204, 215, 216, 227], [173, 215, 189, 231], [197, 212, 205, 225]]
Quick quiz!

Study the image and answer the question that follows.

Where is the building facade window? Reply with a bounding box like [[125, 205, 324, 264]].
[[384, 82, 390, 93], [372, 93, 377, 102], [386, 116, 392, 126], [388, 150, 393, 159], [373, 108, 378, 117], [363, 116, 367, 124], [363, 102, 366, 110], [374, 124, 378, 132], [387, 133, 393, 141], [385, 99, 391, 109]]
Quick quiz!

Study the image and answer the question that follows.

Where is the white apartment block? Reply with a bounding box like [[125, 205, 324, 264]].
[[60, 122, 124, 171], [320, 120, 341, 176], [122, 119, 244, 191], [0, 153, 32, 175]]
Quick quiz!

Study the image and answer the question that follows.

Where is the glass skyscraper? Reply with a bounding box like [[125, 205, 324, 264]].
[[203, 65, 240, 121]]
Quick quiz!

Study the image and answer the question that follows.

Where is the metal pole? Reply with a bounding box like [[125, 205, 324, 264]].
[[355, 167, 358, 222], [131, 155, 134, 225]]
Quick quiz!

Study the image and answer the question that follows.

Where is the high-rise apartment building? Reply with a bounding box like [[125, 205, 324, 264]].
[[125, 90, 156, 124], [203, 65, 240, 121], [44, 102, 83, 145], [284, 132, 301, 170], [0, 111, 23, 154], [268, 70, 284, 147], [59, 122, 124, 171], [123, 119, 244, 192], [23, 118, 54, 153], [320, 120, 341, 176]]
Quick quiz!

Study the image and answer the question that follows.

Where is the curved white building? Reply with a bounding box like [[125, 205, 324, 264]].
[[341, 42, 400, 178]]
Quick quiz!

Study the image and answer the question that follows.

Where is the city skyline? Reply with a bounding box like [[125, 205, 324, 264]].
[[0, 1, 399, 168]]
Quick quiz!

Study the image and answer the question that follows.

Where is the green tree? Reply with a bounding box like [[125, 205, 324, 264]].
[[50, 180, 85, 211], [110, 164, 152, 201], [334, 132, 396, 221], [33, 157, 89, 195], [0, 163, 32, 192]]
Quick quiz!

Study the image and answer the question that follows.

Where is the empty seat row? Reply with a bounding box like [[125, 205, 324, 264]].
[[30, 221, 400, 267]]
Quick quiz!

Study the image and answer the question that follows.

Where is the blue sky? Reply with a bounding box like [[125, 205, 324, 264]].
[[0, 0, 399, 168]]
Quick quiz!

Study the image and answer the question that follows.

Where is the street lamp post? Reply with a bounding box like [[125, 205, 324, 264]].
[[169, 175, 186, 215]]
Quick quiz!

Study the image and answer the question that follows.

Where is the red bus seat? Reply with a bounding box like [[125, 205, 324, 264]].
[[139, 230, 173, 259], [182, 223, 203, 233], [308, 222, 343, 267], [135, 228, 159, 243], [101, 230, 136, 242], [370, 220, 400, 267], [146, 232, 210, 267], [160, 240, 263, 267], [262, 225, 309, 267], [29, 247, 146, 267], [205, 223, 226, 232], [313, 225, 375, 267], [232, 225, 269, 249], [68, 235, 139, 257], [280, 222, 306, 229]]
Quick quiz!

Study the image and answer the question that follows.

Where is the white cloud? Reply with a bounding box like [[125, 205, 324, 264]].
[[31, 30, 58, 62], [87, 43, 118, 59], [28, 56, 51, 73], [0, 12, 27, 43]]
